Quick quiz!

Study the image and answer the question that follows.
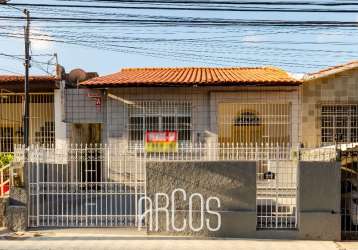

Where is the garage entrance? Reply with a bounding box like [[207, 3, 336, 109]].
[[341, 147, 358, 240]]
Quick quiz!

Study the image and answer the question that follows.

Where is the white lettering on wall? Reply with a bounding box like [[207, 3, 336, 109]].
[[138, 189, 221, 232]]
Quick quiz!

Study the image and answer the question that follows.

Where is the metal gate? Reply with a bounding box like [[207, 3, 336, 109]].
[[341, 146, 358, 240], [20, 143, 297, 229], [256, 151, 298, 229], [26, 145, 146, 228]]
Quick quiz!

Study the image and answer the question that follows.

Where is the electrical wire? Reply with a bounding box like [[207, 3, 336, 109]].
[[8, 2, 358, 13], [1, 1, 358, 74]]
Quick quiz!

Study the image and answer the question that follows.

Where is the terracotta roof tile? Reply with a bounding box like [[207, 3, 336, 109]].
[[0, 75, 58, 92], [304, 61, 358, 81], [0, 75, 57, 84], [80, 67, 301, 87]]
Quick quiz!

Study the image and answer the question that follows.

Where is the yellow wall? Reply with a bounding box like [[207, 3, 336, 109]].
[[0, 95, 54, 149], [218, 103, 291, 144]]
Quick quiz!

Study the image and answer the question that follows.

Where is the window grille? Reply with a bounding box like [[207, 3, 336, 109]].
[[321, 105, 358, 145], [234, 111, 261, 126], [128, 101, 192, 146], [0, 93, 54, 152], [218, 103, 291, 144]]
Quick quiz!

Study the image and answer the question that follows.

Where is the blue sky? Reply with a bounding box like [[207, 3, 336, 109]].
[[1, 0, 358, 76]]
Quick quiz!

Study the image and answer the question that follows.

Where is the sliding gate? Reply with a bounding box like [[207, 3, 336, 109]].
[[26, 145, 146, 228]]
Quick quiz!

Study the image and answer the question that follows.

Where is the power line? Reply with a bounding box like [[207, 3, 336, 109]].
[[1, 2, 356, 73], [5, 28, 358, 52], [7, 2, 358, 13], [1, 16, 358, 27], [4, 24, 358, 57], [0, 31, 331, 71], [79, 0, 358, 6], [0, 52, 57, 66], [0, 67, 22, 75], [1, 28, 356, 69]]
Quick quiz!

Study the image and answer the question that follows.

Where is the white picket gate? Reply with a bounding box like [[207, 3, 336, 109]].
[[23, 145, 146, 228]]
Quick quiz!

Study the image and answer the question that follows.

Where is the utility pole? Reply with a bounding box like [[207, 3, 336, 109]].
[[0, 1, 31, 147], [23, 8, 31, 148]]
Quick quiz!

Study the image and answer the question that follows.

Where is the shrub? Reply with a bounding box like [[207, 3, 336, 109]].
[[0, 153, 14, 168]]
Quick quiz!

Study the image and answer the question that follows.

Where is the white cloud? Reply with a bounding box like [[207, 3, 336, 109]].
[[288, 72, 304, 80], [241, 35, 262, 43], [30, 28, 53, 52], [315, 32, 344, 43]]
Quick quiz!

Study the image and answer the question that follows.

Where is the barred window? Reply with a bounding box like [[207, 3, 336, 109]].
[[128, 101, 192, 145], [218, 103, 291, 144], [321, 105, 358, 145], [234, 111, 261, 126], [0, 93, 54, 152]]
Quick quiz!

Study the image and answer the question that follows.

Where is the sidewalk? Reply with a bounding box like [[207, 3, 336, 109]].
[[0, 228, 357, 250]]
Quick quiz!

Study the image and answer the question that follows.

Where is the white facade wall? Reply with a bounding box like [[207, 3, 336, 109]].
[[54, 89, 67, 148], [63, 86, 300, 148]]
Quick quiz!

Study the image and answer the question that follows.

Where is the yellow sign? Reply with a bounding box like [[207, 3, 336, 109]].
[[145, 131, 178, 152]]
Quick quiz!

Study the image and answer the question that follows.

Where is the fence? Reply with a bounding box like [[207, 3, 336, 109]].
[[299, 146, 337, 162], [12, 143, 300, 229], [0, 163, 10, 197], [338, 144, 358, 240], [297, 143, 358, 240], [298, 143, 358, 162], [14, 144, 294, 166], [16, 145, 145, 228]]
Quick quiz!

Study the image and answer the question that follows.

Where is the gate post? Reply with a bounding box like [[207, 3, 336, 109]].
[[85, 144, 88, 227], [298, 161, 341, 240], [36, 145, 40, 227]]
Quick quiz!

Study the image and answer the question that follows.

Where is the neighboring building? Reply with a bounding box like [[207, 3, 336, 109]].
[[0, 68, 98, 153], [0, 75, 59, 152], [302, 61, 358, 148]]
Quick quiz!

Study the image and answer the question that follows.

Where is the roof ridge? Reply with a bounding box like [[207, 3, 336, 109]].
[[80, 66, 301, 87], [304, 60, 358, 81], [307, 60, 358, 76], [0, 75, 56, 77], [120, 66, 282, 71]]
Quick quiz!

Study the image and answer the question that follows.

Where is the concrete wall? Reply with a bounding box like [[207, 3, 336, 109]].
[[65, 88, 105, 124], [6, 187, 27, 231], [298, 161, 341, 241], [302, 69, 358, 148], [146, 160, 342, 240], [54, 89, 67, 148], [64, 88, 106, 144], [146, 161, 257, 237], [0, 197, 9, 227]]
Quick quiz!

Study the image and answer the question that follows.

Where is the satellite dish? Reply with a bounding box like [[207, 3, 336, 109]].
[[68, 68, 87, 84]]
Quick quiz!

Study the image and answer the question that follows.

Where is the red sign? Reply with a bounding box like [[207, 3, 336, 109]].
[[145, 131, 177, 152], [87, 93, 101, 107], [146, 131, 177, 143]]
